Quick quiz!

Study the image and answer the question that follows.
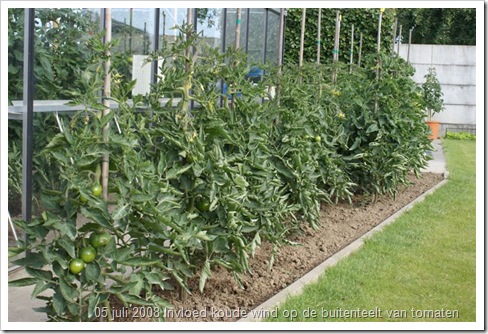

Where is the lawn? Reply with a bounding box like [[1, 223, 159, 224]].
[[268, 139, 476, 322]]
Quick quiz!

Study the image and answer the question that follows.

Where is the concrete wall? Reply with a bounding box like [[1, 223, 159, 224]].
[[398, 44, 476, 136]]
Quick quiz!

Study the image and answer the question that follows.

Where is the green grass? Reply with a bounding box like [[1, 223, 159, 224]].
[[267, 139, 476, 322]]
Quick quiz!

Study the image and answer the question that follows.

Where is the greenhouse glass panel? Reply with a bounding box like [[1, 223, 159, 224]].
[[8, 8, 100, 101], [224, 9, 247, 51], [247, 8, 266, 63], [196, 8, 224, 50], [266, 10, 280, 64], [159, 8, 187, 49], [112, 8, 154, 55]]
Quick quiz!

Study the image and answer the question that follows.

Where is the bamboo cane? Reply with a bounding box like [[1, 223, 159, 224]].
[[332, 11, 341, 84], [235, 8, 241, 49], [299, 8, 306, 68]]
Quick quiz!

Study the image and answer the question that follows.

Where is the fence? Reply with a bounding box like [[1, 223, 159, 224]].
[[398, 44, 476, 137]]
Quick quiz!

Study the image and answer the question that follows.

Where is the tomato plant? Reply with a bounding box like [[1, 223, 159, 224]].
[[9, 22, 433, 322]]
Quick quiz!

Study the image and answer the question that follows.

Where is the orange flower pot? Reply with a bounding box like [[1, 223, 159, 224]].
[[426, 120, 440, 140]]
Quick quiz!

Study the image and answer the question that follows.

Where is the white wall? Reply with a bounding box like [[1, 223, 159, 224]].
[[398, 44, 476, 134]]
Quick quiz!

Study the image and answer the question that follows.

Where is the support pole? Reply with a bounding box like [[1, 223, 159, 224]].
[[392, 17, 398, 52], [375, 8, 384, 114], [397, 24, 402, 54], [358, 32, 363, 67], [129, 8, 133, 52], [152, 9, 160, 87], [316, 9, 321, 65], [332, 11, 341, 84], [22, 8, 35, 223], [407, 27, 413, 63], [276, 8, 285, 107], [101, 9, 111, 200], [185, 9, 192, 73], [231, 9, 241, 110], [349, 24, 354, 72], [299, 8, 306, 68], [235, 8, 241, 49]]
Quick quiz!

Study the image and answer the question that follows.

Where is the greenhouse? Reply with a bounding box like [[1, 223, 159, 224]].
[[5, 6, 478, 327]]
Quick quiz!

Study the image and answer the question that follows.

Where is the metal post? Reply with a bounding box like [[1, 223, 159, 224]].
[[317, 8, 321, 65], [101, 9, 112, 200], [152, 9, 160, 86], [129, 8, 133, 52], [276, 8, 285, 107], [22, 8, 35, 223], [185, 8, 192, 73], [358, 32, 363, 67], [162, 11, 166, 50], [377, 9, 383, 53], [143, 22, 147, 54], [263, 9, 269, 64], [349, 24, 354, 72], [235, 8, 241, 49], [397, 24, 402, 54], [407, 27, 413, 63], [245, 9, 250, 53], [392, 17, 398, 52]]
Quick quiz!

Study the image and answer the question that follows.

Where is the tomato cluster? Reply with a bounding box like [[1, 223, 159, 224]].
[[68, 232, 111, 275]]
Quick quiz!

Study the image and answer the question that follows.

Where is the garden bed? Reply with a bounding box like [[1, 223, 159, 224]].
[[108, 172, 443, 322]]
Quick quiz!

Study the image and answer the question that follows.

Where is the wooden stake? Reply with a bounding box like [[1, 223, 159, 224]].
[[185, 9, 192, 73], [332, 11, 341, 84], [317, 9, 321, 65], [299, 8, 306, 68]]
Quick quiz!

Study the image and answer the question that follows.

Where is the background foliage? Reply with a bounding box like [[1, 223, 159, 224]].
[[396, 8, 476, 45], [284, 8, 396, 64]]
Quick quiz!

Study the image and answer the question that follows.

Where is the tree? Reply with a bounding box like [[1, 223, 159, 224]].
[[396, 8, 476, 45]]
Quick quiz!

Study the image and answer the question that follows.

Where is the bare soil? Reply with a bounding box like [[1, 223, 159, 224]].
[[108, 172, 444, 322]]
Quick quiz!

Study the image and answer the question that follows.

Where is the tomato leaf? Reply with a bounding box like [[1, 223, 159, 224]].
[[199, 260, 211, 293], [8, 277, 38, 287]]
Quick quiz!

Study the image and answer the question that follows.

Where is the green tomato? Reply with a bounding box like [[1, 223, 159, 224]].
[[90, 232, 111, 248], [69, 259, 85, 275], [196, 197, 210, 212], [315, 135, 321, 143], [80, 246, 97, 263], [92, 184, 102, 197]]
